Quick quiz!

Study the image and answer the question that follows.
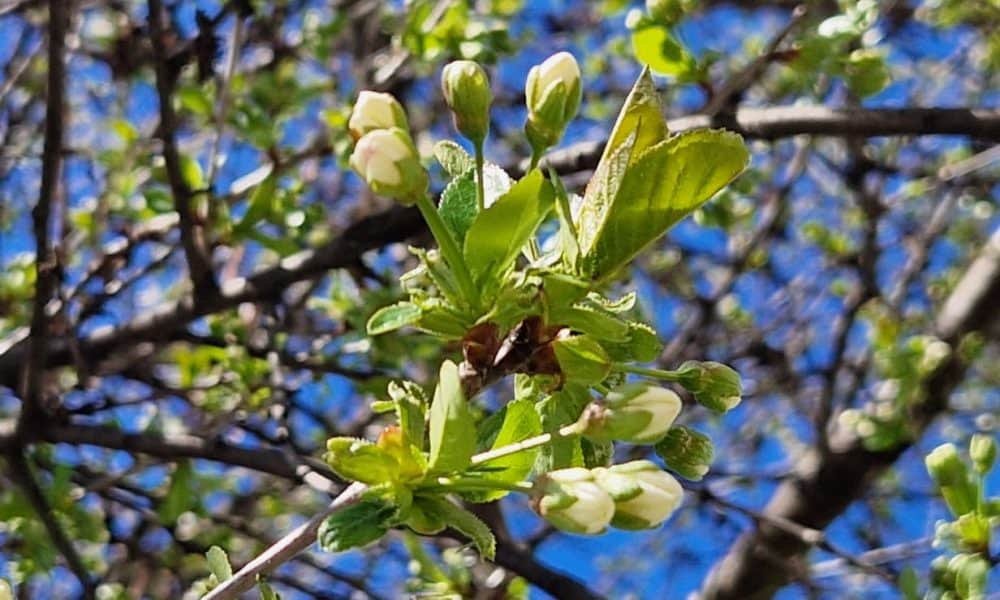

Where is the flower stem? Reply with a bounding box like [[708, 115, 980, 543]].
[[470, 420, 586, 466], [615, 363, 682, 382], [415, 194, 480, 310], [474, 138, 486, 212]]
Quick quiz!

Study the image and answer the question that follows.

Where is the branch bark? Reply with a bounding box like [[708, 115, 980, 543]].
[[18, 0, 70, 434], [699, 226, 1000, 599]]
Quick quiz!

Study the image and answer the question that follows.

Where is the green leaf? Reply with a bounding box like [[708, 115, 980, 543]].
[[463, 169, 554, 283], [428, 360, 476, 474], [417, 497, 496, 560], [257, 578, 280, 600], [367, 302, 422, 336], [599, 67, 668, 165], [439, 169, 478, 243], [466, 399, 543, 502], [551, 335, 612, 385], [158, 461, 194, 524], [180, 155, 205, 190], [535, 384, 591, 471], [897, 567, 919, 600], [387, 380, 428, 451], [177, 85, 214, 118], [632, 24, 696, 79], [325, 438, 400, 485], [234, 171, 277, 234], [206, 546, 232, 583], [581, 129, 749, 280], [434, 140, 474, 176], [317, 499, 398, 553], [550, 305, 630, 343]]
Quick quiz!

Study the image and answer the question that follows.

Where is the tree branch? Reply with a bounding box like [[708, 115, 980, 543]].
[[699, 226, 1000, 599], [18, 0, 71, 434], [6, 450, 96, 598], [147, 0, 218, 299]]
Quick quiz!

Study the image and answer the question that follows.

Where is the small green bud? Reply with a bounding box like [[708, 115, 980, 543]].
[[524, 52, 582, 153], [348, 91, 408, 140], [676, 360, 742, 412], [926, 443, 977, 516], [532, 467, 615, 535], [593, 460, 683, 530], [582, 383, 681, 444], [969, 434, 996, 474], [654, 426, 714, 480], [349, 128, 428, 204], [948, 553, 989, 598], [441, 60, 492, 144]]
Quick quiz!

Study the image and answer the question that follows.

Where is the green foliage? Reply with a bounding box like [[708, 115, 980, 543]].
[[317, 499, 400, 553], [427, 361, 476, 474]]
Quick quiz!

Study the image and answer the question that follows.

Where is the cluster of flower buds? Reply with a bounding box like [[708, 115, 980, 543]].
[[348, 91, 428, 204], [524, 51, 582, 155], [532, 461, 682, 535], [441, 60, 492, 145], [580, 382, 681, 444]]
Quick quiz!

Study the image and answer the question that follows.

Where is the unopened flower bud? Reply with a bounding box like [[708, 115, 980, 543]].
[[532, 467, 615, 535], [524, 52, 582, 153], [349, 128, 428, 204], [654, 426, 714, 480], [348, 91, 409, 140], [594, 460, 683, 530], [582, 383, 681, 445], [926, 443, 977, 516], [441, 60, 492, 144], [676, 360, 742, 412], [969, 434, 996, 474]]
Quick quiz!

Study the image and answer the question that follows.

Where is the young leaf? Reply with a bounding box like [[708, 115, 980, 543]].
[[551, 335, 612, 385], [367, 302, 422, 336], [463, 169, 554, 284], [599, 67, 668, 166], [581, 129, 749, 281], [234, 171, 277, 234], [439, 169, 478, 243], [317, 499, 398, 553], [206, 546, 232, 583], [466, 399, 543, 502], [428, 360, 476, 474], [257, 578, 280, 600], [418, 496, 496, 560], [158, 461, 194, 524], [632, 25, 697, 79], [325, 438, 400, 485], [434, 140, 474, 176], [387, 380, 428, 451], [535, 384, 591, 471]]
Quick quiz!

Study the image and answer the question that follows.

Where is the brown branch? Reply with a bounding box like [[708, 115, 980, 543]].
[[5, 451, 96, 598], [147, 0, 218, 299], [538, 107, 1000, 176], [17, 0, 71, 435], [699, 226, 1000, 599]]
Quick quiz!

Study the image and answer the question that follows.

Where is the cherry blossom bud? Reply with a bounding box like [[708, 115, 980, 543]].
[[533, 467, 615, 535], [441, 60, 492, 144], [926, 443, 976, 516], [675, 360, 742, 413], [594, 460, 683, 530], [524, 52, 582, 152], [582, 383, 681, 445], [348, 91, 408, 140], [349, 128, 428, 204], [969, 434, 996, 475]]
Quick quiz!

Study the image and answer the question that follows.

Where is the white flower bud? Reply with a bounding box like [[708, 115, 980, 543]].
[[533, 467, 615, 535], [582, 383, 681, 444], [349, 128, 428, 204], [348, 91, 408, 140], [524, 52, 582, 152], [595, 460, 683, 530], [441, 60, 492, 144]]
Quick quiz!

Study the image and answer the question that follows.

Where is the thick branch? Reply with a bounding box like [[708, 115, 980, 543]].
[[540, 106, 1000, 176], [699, 226, 1000, 599], [18, 0, 70, 433]]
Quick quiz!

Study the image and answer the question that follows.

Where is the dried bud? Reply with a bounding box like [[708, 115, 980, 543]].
[[594, 460, 683, 530], [533, 467, 615, 535], [349, 128, 428, 204], [524, 52, 582, 153], [348, 91, 408, 140], [582, 383, 681, 445], [441, 60, 492, 144], [654, 426, 714, 480], [676, 360, 742, 413]]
